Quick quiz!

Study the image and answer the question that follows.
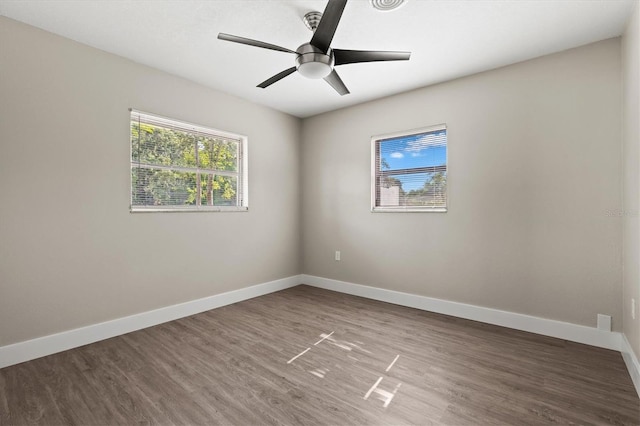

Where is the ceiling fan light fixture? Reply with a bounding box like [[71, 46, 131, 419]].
[[295, 43, 335, 79], [297, 61, 332, 79], [371, 0, 406, 12]]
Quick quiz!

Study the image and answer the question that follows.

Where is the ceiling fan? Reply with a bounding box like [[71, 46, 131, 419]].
[[218, 0, 411, 96]]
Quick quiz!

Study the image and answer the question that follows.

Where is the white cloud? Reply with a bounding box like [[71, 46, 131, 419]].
[[405, 132, 447, 152], [390, 152, 404, 159]]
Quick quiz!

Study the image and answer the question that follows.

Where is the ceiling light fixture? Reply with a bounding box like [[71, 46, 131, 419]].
[[296, 44, 334, 79], [371, 0, 407, 12]]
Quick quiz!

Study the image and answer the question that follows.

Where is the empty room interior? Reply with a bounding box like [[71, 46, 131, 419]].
[[2, 0, 640, 424]]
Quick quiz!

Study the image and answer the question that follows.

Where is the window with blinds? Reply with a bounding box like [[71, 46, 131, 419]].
[[130, 110, 248, 212], [372, 125, 447, 212]]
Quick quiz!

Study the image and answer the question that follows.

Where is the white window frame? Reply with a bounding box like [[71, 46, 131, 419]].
[[130, 109, 248, 213], [371, 124, 448, 213]]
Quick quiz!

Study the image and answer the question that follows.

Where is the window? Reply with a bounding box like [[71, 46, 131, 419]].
[[130, 110, 248, 212], [372, 125, 447, 212]]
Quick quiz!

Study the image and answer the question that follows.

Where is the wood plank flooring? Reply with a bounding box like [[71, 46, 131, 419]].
[[1, 285, 638, 425]]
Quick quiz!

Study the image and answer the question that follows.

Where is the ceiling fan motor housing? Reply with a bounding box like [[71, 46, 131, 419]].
[[296, 43, 334, 79]]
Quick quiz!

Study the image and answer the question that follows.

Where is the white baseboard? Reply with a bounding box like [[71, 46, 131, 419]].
[[621, 333, 640, 397], [0, 273, 630, 385], [0, 275, 301, 369], [301, 275, 622, 351]]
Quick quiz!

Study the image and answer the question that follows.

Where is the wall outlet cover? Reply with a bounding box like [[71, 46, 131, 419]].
[[597, 314, 612, 332]]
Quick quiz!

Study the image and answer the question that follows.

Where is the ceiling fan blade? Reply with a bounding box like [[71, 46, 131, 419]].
[[218, 33, 297, 54], [333, 49, 411, 66], [310, 0, 348, 53], [257, 67, 298, 88], [323, 70, 350, 96]]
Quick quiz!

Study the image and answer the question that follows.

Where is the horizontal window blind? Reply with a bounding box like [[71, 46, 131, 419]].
[[372, 125, 447, 211], [130, 110, 246, 211]]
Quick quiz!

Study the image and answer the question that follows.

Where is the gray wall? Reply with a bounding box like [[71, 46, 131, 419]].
[[301, 39, 623, 330], [0, 14, 628, 347], [623, 3, 640, 357], [0, 17, 302, 346]]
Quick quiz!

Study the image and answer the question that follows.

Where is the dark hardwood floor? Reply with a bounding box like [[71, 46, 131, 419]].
[[1, 285, 638, 425]]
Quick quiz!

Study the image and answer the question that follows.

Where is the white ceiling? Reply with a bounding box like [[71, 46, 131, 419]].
[[0, 0, 636, 118]]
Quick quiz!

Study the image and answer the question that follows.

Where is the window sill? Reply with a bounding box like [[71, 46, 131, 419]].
[[371, 207, 447, 213], [130, 206, 249, 213]]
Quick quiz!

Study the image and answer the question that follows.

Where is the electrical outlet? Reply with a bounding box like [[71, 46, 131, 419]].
[[597, 314, 611, 332], [335, 251, 341, 261], [633, 298, 636, 320]]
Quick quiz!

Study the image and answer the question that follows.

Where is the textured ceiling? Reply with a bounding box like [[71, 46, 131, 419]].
[[0, 0, 635, 117]]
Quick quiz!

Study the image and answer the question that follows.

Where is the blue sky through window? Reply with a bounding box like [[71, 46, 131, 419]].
[[379, 129, 447, 192]]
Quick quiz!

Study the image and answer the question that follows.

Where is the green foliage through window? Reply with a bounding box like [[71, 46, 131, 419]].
[[130, 111, 245, 210]]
